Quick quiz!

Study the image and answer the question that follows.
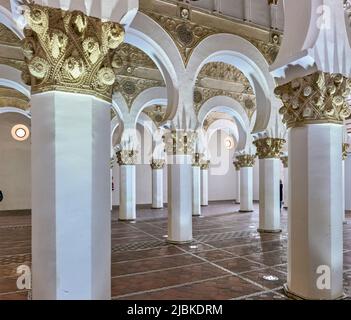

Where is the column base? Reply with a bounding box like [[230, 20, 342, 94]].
[[283, 284, 347, 300], [151, 206, 164, 209], [235, 201, 240, 204], [118, 218, 136, 222], [239, 210, 253, 213], [192, 214, 202, 217], [166, 239, 193, 245], [257, 228, 282, 234], [201, 204, 208, 207], [343, 221, 348, 225]]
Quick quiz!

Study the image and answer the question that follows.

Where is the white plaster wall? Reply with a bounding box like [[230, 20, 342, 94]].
[[0, 113, 31, 211], [208, 131, 236, 201]]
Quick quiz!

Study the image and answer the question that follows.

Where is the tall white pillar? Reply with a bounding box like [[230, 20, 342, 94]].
[[346, 152, 351, 211], [151, 159, 165, 209], [200, 162, 209, 206], [118, 151, 137, 221], [165, 131, 194, 243], [32, 92, 111, 300], [254, 138, 285, 233], [192, 163, 201, 216], [281, 156, 289, 209], [233, 161, 240, 204], [275, 72, 348, 300], [342, 144, 349, 223], [237, 155, 255, 212]]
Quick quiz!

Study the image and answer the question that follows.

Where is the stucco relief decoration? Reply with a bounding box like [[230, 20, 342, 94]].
[[117, 150, 137, 165], [236, 154, 256, 168], [275, 72, 351, 128], [253, 137, 285, 159], [20, 1, 125, 102], [164, 130, 196, 155]]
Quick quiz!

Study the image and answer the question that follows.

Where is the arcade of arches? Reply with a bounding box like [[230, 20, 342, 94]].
[[0, 0, 351, 300]]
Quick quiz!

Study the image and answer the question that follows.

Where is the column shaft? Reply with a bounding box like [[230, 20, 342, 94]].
[[346, 154, 351, 211], [192, 166, 201, 216], [287, 124, 343, 299], [235, 169, 240, 204], [200, 169, 209, 206], [283, 167, 288, 209], [167, 155, 193, 243], [258, 158, 281, 233], [152, 169, 164, 209], [119, 165, 136, 220], [239, 167, 253, 212], [31, 92, 111, 299]]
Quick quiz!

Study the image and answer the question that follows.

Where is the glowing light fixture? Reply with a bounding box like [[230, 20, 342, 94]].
[[11, 124, 30, 141], [224, 137, 234, 150]]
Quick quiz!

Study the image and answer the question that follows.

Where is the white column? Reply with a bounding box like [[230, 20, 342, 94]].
[[346, 153, 351, 211], [257, 158, 281, 233], [342, 160, 346, 223], [192, 165, 201, 216], [287, 124, 343, 300], [167, 155, 193, 243], [152, 168, 164, 209], [31, 92, 110, 300], [239, 167, 253, 212], [283, 166, 288, 209], [243, 0, 252, 22], [119, 164, 136, 221], [200, 167, 209, 206], [233, 162, 240, 204]]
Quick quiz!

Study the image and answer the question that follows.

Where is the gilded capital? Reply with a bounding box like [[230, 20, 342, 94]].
[[200, 160, 210, 170], [192, 152, 201, 167], [343, 143, 349, 160], [280, 156, 288, 168], [233, 161, 240, 171], [164, 130, 196, 156], [253, 137, 285, 159], [117, 150, 137, 165], [275, 72, 351, 129], [150, 159, 165, 170], [236, 154, 256, 168], [21, 3, 124, 102]]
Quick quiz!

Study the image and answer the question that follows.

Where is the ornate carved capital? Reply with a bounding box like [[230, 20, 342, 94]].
[[253, 137, 285, 159], [236, 154, 256, 168], [117, 150, 137, 165], [343, 143, 349, 160], [21, 3, 124, 102], [200, 160, 210, 170], [164, 130, 196, 155], [192, 152, 201, 167], [280, 156, 288, 168], [150, 159, 165, 170], [233, 161, 240, 171], [275, 72, 351, 128]]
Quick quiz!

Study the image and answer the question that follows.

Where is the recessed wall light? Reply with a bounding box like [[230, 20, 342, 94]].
[[11, 124, 30, 141], [224, 137, 234, 150]]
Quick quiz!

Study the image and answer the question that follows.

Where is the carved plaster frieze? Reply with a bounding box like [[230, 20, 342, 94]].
[[233, 161, 240, 171], [343, 143, 349, 160], [114, 75, 163, 109], [236, 154, 256, 168], [143, 105, 167, 126], [164, 130, 196, 155], [117, 150, 137, 165], [0, 24, 21, 46], [141, 10, 280, 66], [21, 2, 124, 102], [280, 156, 288, 168], [275, 72, 351, 128], [150, 158, 165, 169], [253, 137, 285, 159], [194, 86, 256, 119]]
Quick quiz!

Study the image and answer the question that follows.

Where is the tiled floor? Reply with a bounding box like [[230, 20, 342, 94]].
[[0, 202, 350, 300]]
